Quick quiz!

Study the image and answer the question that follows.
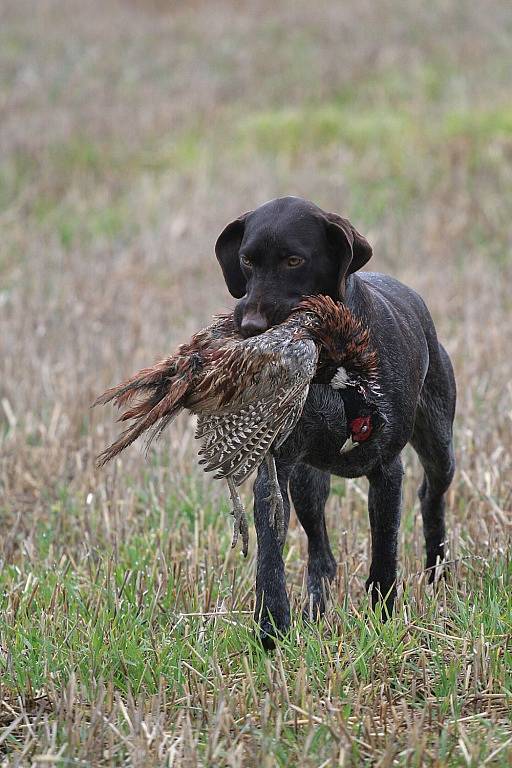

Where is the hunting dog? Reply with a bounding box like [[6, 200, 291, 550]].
[[215, 196, 456, 648]]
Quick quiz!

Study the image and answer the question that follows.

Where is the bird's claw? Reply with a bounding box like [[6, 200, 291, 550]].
[[265, 489, 285, 545], [227, 478, 249, 557], [231, 507, 249, 557], [264, 455, 286, 545]]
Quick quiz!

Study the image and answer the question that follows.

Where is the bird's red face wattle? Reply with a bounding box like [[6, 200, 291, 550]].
[[349, 415, 372, 442]]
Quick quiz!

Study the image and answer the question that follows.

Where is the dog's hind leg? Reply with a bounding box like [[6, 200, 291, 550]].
[[289, 464, 337, 620], [411, 342, 456, 581]]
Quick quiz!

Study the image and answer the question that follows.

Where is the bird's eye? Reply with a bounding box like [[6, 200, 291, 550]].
[[287, 256, 304, 268], [240, 254, 252, 268]]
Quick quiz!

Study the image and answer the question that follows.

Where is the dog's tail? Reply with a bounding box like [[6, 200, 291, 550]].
[[93, 356, 194, 466]]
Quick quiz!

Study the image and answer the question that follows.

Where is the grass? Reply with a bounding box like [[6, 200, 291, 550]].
[[1, 0, 512, 764], [1, 526, 511, 764]]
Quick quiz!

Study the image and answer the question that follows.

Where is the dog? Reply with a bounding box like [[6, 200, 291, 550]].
[[215, 196, 456, 648]]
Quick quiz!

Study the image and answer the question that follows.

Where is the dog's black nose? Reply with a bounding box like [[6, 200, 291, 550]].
[[241, 313, 268, 337]]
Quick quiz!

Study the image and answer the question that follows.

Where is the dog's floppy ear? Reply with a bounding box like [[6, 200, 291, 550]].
[[215, 210, 253, 298], [323, 212, 372, 296]]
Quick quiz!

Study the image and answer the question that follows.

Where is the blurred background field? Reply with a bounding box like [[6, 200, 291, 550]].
[[1, 0, 511, 765]]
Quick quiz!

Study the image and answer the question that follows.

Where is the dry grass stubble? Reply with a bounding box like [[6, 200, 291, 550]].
[[1, 0, 511, 764]]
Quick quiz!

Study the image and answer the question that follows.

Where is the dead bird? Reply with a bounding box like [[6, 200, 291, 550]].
[[94, 295, 380, 556]]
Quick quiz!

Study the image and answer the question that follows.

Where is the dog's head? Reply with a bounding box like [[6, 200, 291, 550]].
[[215, 196, 372, 337]]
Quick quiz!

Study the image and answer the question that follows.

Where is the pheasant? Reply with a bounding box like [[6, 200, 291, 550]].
[[94, 295, 380, 556]]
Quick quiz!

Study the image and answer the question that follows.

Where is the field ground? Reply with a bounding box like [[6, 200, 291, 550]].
[[1, 0, 511, 765]]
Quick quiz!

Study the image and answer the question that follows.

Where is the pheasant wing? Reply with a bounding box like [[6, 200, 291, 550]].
[[196, 374, 311, 484], [231, 386, 310, 485]]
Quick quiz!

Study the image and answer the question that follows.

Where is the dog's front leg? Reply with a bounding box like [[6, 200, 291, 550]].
[[253, 458, 293, 649], [365, 455, 404, 617]]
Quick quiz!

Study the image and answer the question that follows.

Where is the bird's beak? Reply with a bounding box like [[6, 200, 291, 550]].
[[340, 436, 358, 454]]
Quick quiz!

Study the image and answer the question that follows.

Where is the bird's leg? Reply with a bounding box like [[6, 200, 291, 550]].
[[226, 477, 249, 558], [265, 454, 285, 544]]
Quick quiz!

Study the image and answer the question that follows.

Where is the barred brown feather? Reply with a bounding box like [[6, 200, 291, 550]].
[[94, 296, 378, 479], [197, 374, 313, 484]]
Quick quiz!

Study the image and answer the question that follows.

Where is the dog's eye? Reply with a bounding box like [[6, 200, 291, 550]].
[[287, 256, 304, 268], [240, 254, 252, 268]]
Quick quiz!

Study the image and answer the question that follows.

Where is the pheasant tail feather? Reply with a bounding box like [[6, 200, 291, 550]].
[[94, 365, 191, 467], [92, 356, 178, 409]]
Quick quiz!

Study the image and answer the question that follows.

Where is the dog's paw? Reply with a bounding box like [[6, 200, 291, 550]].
[[258, 620, 278, 651], [365, 578, 396, 619], [256, 610, 290, 651]]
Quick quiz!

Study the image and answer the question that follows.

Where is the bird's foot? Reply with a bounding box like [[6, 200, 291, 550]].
[[264, 466, 285, 545], [264, 455, 285, 544], [227, 478, 249, 557], [231, 504, 249, 558]]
